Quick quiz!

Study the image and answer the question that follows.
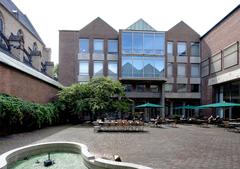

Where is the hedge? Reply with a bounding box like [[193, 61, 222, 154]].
[[0, 93, 59, 134]]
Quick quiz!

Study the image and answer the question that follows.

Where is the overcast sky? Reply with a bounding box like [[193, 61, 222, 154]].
[[12, 0, 240, 64]]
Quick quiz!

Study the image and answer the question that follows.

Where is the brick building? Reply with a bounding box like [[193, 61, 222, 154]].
[[59, 4, 240, 120]]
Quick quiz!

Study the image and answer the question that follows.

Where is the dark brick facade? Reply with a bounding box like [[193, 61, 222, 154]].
[[0, 63, 59, 103]]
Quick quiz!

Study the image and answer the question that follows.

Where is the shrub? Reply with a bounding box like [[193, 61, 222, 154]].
[[0, 93, 59, 134]]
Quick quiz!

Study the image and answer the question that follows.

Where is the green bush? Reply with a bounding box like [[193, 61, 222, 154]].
[[0, 93, 59, 134]]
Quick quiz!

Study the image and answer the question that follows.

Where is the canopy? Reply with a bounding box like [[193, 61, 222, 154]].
[[197, 101, 240, 109], [135, 103, 163, 108], [174, 105, 199, 109]]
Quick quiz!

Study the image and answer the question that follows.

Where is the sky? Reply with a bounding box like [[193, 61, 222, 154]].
[[12, 0, 240, 64]]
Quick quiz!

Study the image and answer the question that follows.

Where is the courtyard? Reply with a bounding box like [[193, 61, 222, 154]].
[[0, 125, 240, 169]]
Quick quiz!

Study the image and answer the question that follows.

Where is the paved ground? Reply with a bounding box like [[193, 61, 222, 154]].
[[1, 124, 240, 169]]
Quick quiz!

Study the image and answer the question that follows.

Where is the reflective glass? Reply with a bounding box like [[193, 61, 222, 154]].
[[177, 84, 187, 92], [94, 39, 104, 53], [0, 18, 3, 32], [178, 64, 186, 77], [94, 61, 103, 76], [144, 33, 154, 54], [122, 56, 132, 77], [133, 32, 143, 54], [150, 85, 159, 93], [154, 57, 165, 77], [165, 84, 173, 92], [154, 34, 164, 55], [177, 42, 187, 56], [191, 64, 200, 77], [191, 42, 200, 56], [108, 40, 118, 53], [79, 61, 89, 75], [122, 32, 132, 54], [136, 85, 145, 92], [144, 57, 155, 77], [79, 39, 89, 53], [132, 56, 143, 77], [167, 42, 173, 56], [167, 63, 173, 77], [108, 61, 118, 76]]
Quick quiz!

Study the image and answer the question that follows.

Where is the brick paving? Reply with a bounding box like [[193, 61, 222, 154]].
[[0, 124, 240, 169]]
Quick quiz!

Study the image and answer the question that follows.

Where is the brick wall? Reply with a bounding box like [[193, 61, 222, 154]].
[[0, 62, 59, 103]]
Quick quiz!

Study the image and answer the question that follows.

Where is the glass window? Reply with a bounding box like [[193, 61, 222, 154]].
[[108, 40, 118, 54], [133, 32, 143, 54], [191, 42, 200, 57], [177, 42, 187, 56], [154, 57, 165, 77], [154, 34, 165, 55], [165, 84, 173, 92], [144, 33, 154, 54], [122, 32, 132, 54], [124, 84, 132, 92], [150, 85, 159, 93], [191, 64, 200, 77], [178, 64, 186, 77], [79, 39, 89, 53], [167, 63, 173, 77], [79, 61, 89, 75], [167, 42, 173, 56], [143, 57, 155, 77], [93, 61, 103, 76], [0, 17, 3, 33], [191, 84, 199, 92], [94, 39, 104, 53], [136, 84, 145, 92], [122, 56, 132, 77], [177, 84, 187, 92], [132, 56, 143, 77], [108, 61, 118, 77]]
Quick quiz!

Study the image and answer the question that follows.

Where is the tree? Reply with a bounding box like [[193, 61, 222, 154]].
[[58, 77, 132, 122]]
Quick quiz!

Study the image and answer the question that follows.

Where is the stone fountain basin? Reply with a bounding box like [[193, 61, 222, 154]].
[[0, 142, 152, 169]]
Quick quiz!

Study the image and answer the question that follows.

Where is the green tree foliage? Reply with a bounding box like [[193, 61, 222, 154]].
[[58, 77, 132, 122], [0, 93, 59, 134]]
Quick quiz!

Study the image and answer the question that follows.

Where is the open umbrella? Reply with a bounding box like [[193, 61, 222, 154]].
[[136, 103, 163, 108], [136, 103, 163, 121], [198, 101, 240, 108], [174, 105, 199, 118], [197, 101, 240, 119]]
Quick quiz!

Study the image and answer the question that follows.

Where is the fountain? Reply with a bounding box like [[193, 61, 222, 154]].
[[0, 142, 152, 169]]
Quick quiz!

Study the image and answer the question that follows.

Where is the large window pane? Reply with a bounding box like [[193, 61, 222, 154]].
[[178, 64, 186, 77], [79, 61, 89, 75], [165, 84, 173, 92], [79, 39, 89, 53], [191, 42, 200, 57], [122, 32, 132, 54], [177, 84, 187, 92], [94, 39, 104, 53], [167, 63, 173, 77], [191, 84, 199, 92], [143, 57, 155, 77], [132, 56, 143, 77], [155, 34, 164, 55], [122, 56, 132, 77], [108, 61, 118, 77], [94, 61, 103, 76], [177, 42, 187, 56], [144, 33, 154, 54], [154, 57, 165, 77], [108, 40, 118, 54], [191, 64, 200, 77], [136, 84, 145, 92], [167, 42, 173, 56], [150, 85, 159, 93], [133, 32, 143, 54]]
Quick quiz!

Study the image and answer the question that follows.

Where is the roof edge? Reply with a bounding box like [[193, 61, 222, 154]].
[[201, 4, 240, 39]]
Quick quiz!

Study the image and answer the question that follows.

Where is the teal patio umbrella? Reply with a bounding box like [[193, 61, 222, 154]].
[[197, 101, 240, 119], [136, 103, 163, 121], [174, 105, 199, 118]]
